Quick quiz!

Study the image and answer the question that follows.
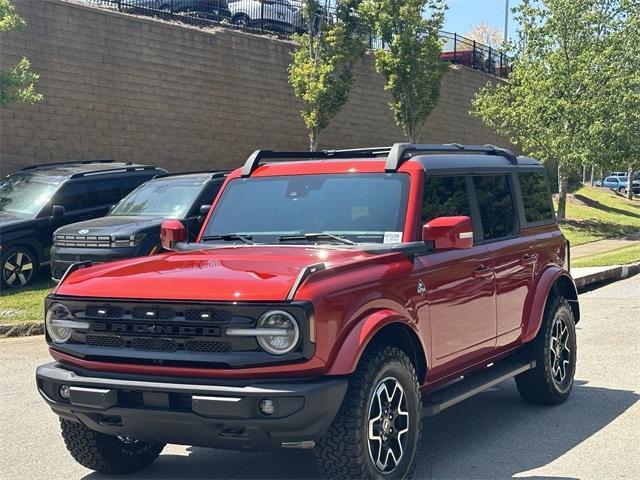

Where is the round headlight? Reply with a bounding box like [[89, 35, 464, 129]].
[[45, 303, 74, 344], [256, 310, 300, 355]]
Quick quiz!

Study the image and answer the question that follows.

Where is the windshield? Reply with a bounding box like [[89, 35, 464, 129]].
[[0, 173, 60, 218], [202, 173, 409, 244], [109, 179, 205, 218]]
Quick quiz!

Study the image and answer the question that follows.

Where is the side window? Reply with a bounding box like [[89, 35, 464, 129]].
[[83, 179, 123, 208], [473, 175, 516, 241], [52, 182, 89, 211], [518, 171, 554, 224], [422, 176, 471, 224]]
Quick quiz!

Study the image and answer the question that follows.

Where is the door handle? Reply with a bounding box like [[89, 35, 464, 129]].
[[473, 266, 493, 278], [520, 253, 539, 266]]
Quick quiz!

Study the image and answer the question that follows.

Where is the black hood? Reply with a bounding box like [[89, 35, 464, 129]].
[[55, 215, 168, 237], [0, 212, 32, 231]]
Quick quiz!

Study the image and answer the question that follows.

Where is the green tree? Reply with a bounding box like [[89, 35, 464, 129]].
[[361, 0, 447, 143], [0, 0, 42, 107], [473, 0, 637, 218], [599, 2, 639, 200], [288, 1, 366, 151]]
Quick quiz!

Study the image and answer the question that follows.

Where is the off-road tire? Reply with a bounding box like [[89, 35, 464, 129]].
[[60, 419, 165, 474], [314, 347, 422, 479], [515, 296, 577, 405]]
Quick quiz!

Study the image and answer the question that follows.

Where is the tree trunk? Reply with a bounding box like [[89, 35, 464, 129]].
[[309, 128, 319, 152], [582, 165, 588, 184], [590, 166, 595, 186], [556, 165, 569, 220], [627, 166, 634, 200]]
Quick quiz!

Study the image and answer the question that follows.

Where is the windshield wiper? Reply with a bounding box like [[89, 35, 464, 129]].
[[201, 234, 255, 245], [278, 233, 356, 246]]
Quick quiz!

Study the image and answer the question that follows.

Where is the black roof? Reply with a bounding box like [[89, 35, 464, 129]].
[[239, 143, 541, 177], [412, 153, 543, 173], [17, 160, 164, 179]]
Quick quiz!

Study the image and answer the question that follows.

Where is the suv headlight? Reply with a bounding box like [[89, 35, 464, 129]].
[[45, 303, 89, 343], [256, 310, 300, 355], [226, 310, 300, 355]]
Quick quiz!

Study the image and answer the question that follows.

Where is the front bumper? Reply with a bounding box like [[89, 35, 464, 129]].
[[36, 362, 347, 451]]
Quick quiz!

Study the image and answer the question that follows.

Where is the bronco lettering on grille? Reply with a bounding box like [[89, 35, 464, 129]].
[[91, 322, 222, 337]]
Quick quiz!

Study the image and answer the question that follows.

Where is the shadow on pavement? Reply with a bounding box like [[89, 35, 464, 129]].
[[84, 379, 638, 480]]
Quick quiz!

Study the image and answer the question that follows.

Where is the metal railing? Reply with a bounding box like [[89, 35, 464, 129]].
[[85, 1, 511, 78]]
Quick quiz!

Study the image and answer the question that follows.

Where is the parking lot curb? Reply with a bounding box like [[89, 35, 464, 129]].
[[0, 322, 44, 339], [573, 262, 640, 290]]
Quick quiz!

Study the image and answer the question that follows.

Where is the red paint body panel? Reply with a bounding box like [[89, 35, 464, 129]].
[[54, 246, 373, 302], [48, 157, 577, 393]]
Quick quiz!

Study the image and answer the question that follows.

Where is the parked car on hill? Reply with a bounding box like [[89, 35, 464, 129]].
[[37, 143, 579, 479], [50, 171, 228, 280], [0, 161, 166, 288], [127, 0, 232, 21], [229, 0, 303, 32], [602, 176, 640, 194]]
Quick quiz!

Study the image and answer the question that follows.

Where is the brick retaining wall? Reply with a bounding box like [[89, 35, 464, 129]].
[[0, 0, 513, 175]]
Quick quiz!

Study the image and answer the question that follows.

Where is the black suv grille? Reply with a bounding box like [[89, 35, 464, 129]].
[[85, 334, 232, 354], [52, 298, 312, 367], [55, 234, 111, 248], [132, 307, 176, 321], [86, 334, 126, 349], [86, 305, 125, 319], [84, 304, 231, 324]]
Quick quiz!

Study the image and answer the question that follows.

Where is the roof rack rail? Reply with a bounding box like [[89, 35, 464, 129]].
[[21, 159, 114, 171], [153, 170, 230, 180], [240, 147, 389, 177], [385, 143, 518, 171], [240, 143, 518, 177], [68, 165, 160, 179]]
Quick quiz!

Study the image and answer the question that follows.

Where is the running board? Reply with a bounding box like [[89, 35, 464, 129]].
[[422, 359, 536, 417]]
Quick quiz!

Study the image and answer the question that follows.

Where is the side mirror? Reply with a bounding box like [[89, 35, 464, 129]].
[[52, 205, 65, 219], [199, 204, 211, 215], [161, 220, 187, 251], [422, 216, 474, 251]]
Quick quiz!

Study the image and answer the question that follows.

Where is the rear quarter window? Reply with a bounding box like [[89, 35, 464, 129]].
[[518, 171, 555, 224], [472, 175, 517, 240]]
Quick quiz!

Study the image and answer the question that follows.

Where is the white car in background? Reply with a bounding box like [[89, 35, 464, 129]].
[[228, 0, 305, 33]]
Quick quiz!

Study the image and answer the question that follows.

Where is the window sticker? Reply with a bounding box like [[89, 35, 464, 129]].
[[383, 231, 402, 244]]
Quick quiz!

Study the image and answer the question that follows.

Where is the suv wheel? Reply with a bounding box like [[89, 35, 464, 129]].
[[1, 246, 37, 288], [515, 296, 577, 405], [60, 419, 165, 474], [315, 347, 422, 479]]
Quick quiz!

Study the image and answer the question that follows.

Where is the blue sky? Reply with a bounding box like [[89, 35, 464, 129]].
[[442, 0, 523, 40]]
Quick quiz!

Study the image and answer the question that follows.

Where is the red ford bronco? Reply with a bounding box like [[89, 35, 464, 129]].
[[36, 144, 579, 479]]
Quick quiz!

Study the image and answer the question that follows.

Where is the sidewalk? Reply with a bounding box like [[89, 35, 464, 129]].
[[571, 239, 640, 259], [572, 263, 640, 289]]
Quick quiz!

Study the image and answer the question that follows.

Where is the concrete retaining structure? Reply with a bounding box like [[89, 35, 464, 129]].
[[0, 0, 513, 174]]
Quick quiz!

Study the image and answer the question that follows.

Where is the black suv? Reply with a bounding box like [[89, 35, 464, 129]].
[[0, 160, 167, 288], [50, 171, 228, 280]]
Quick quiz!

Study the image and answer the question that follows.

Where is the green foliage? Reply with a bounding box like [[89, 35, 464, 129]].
[[0, 0, 42, 107], [473, 0, 639, 218], [288, 1, 366, 151], [361, 0, 447, 142]]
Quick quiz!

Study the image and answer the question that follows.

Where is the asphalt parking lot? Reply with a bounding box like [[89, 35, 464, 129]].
[[1, 275, 638, 480]]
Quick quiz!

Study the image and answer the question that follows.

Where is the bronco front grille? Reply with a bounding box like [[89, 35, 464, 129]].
[[86, 334, 232, 354], [50, 298, 313, 367], [83, 304, 231, 324]]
